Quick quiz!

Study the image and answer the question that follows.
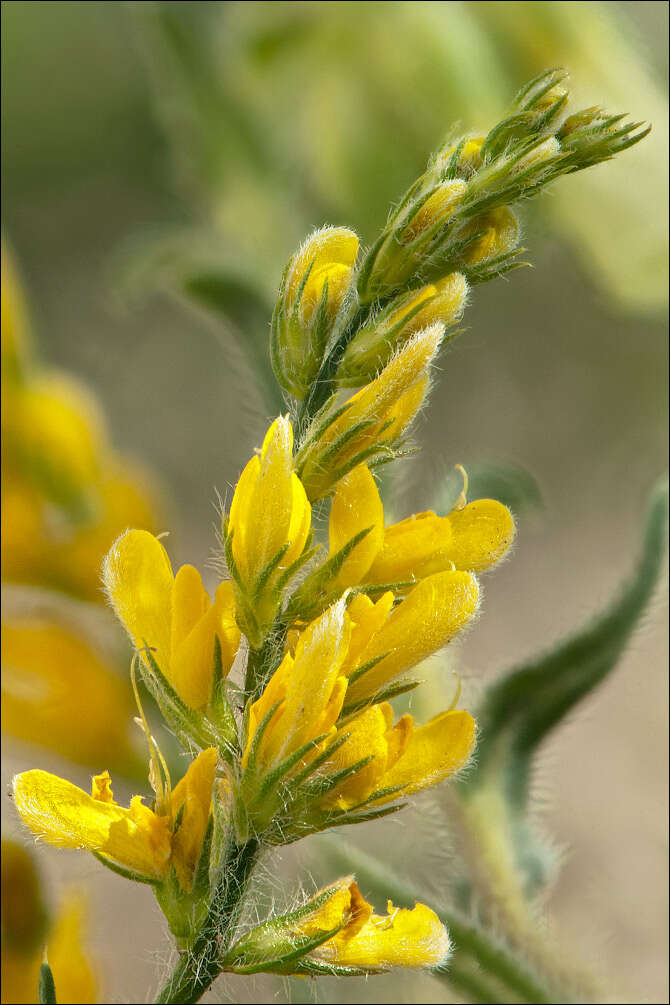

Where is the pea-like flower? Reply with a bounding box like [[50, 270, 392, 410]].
[[226, 415, 312, 647], [224, 878, 451, 975], [103, 529, 240, 711], [12, 748, 217, 893], [328, 461, 515, 591], [298, 325, 444, 501]]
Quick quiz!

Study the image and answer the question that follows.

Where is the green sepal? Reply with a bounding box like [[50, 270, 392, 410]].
[[140, 646, 217, 750], [222, 883, 348, 975], [38, 961, 57, 1005], [341, 677, 422, 717], [209, 636, 239, 760], [91, 850, 162, 887], [286, 526, 373, 621]]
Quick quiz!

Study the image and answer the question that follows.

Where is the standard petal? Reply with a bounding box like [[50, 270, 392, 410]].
[[329, 464, 384, 588], [446, 498, 516, 572], [102, 529, 173, 673], [345, 571, 479, 706], [378, 709, 476, 797]]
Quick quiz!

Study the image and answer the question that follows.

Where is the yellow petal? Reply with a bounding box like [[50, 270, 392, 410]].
[[378, 709, 476, 797], [323, 705, 390, 810], [322, 900, 450, 969], [345, 572, 479, 707], [171, 565, 209, 651], [446, 499, 515, 572], [12, 770, 171, 880], [1, 618, 137, 772], [341, 592, 394, 678], [45, 896, 99, 1004], [102, 529, 174, 674], [287, 227, 359, 307], [253, 601, 351, 772], [329, 464, 384, 588], [171, 578, 239, 709], [170, 748, 217, 892], [365, 511, 452, 585]]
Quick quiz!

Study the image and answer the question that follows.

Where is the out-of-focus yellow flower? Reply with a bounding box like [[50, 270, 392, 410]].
[[328, 462, 515, 590], [1, 840, 99, 1004], [1, 618, 138, 773], [1, 461, 159, 599], [299, 325, 444, 501], [103, 529, 239, 710], [338, 273, 468, 385], [12, 748, 217, 892], [2, 898, 98, 1005], [1, 242, 32, 383], [272, 227, 359, 398], [227, 416, 311, 646]]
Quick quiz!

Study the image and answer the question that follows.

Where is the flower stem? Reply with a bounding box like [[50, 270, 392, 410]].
[[154, 839, 260, 1005]]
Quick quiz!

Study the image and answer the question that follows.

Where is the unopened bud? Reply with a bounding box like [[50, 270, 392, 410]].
[[459, 207, 520, 266], [338, 273, 467, 385], [271, 227, 359, 399]]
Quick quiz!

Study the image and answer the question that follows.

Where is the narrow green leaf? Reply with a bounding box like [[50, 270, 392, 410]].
[[470, 479, 668, 806]]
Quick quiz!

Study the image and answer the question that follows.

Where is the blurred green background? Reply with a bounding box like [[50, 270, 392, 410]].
[[2, 2, 667, 1002]]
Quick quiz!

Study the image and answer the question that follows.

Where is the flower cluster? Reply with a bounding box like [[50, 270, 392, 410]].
[[10, 71, 647, 998]]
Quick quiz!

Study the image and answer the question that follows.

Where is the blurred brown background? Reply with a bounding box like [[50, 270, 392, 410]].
[[2, 2, 667, 1002]]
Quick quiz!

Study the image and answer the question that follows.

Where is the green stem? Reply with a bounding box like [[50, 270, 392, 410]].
[[317, 836, 559, 1005], [154, 839, 260, 1005]]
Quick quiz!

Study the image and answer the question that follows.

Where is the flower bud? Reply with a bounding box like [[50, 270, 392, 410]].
[[459, 206, 520, 267], [299, 324, 444, 501], [513, 136, 562, 175], [338, 273, 467, 385], [271, 227, 359, 399], [226, 416, 311, 646]]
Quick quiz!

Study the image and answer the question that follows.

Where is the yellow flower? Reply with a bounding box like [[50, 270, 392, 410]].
[[241, 600, 351, 827], [102, 529, 239, 710], [1, 886, 98, 1005], [305, 880, 450, 972], [225, 877, 450, 976], [227, 416, 311, 647], [327, 462, 515, 589], [241, 583, 476, 836], [12, 748, 217, 892], [272, 227, 359, 398], [341, 573, 479, 711], [299, 325, 444, 501], [338, 273, 468, 385], [286, 227, 359, 326], [321, 702, 475, 811], [1, 617, 139, 773]]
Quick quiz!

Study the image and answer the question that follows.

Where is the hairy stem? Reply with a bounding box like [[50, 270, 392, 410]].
[[154, 839, 260, 1005]]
